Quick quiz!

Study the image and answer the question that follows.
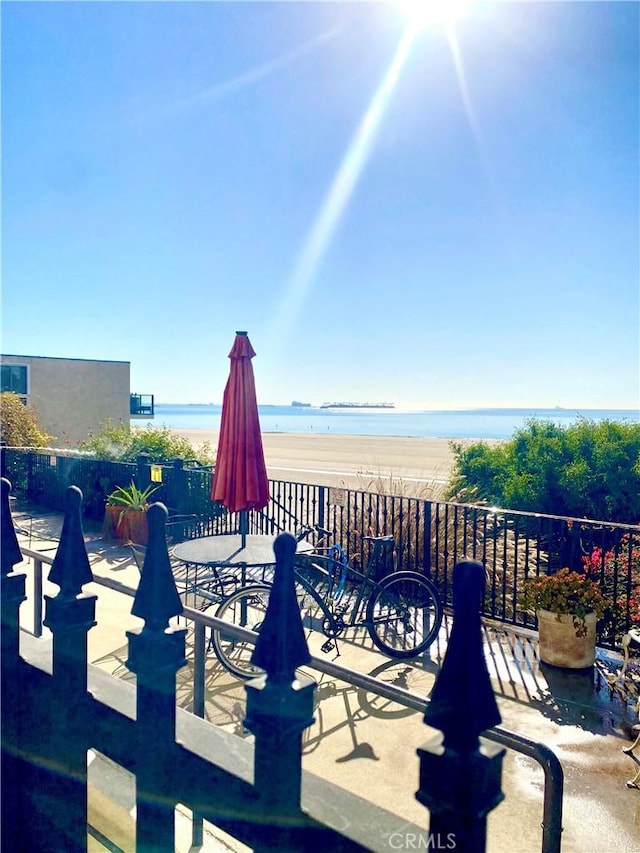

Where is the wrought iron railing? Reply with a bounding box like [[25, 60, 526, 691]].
[[264, 478, 639, 648], [4, 485, 564, 853], [2, 448, 638, 647]]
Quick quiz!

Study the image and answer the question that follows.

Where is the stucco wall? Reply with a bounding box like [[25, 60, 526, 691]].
[[1, 354, 130, 446]]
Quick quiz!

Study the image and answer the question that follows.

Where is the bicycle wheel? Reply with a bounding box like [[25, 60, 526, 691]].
[[210, 580, 329, 679], [210, 584, 272, 679], [366, 571, 443, 658]]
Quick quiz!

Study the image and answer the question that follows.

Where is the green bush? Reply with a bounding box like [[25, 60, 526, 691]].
[[0, 392, 50, 447], [446, 418, 640, 523], [78, 421, 215, 466]]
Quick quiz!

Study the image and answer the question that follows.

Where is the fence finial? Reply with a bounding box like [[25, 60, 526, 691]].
[[424, 559, 501, 750], [251, 532, 311, 681], [417, 560, 505, 852], [132, 502, 183, 631], [245, 532, 316, 831], [1, 478, 23, 577], [49, 486, 93, 598]]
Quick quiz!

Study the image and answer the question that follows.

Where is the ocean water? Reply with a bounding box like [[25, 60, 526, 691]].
[[144, 404, 639, 441]]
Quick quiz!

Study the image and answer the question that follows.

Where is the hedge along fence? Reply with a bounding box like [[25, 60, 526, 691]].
[[3, 448, 639, 647]]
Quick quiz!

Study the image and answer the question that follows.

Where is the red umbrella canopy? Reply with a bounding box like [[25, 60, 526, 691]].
[[211, 332, 270, 513]]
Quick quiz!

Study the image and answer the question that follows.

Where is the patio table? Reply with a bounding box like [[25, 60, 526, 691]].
[[172, 533, 314, 604], [172, 533, 312, 568]]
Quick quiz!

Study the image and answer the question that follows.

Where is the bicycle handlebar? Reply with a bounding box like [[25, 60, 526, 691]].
[[294, 523, 331, 542], [294, 526, 395, 549], [362, 534, 395, 545]]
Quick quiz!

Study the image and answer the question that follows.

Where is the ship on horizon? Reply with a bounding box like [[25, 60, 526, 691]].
[[319, 402, 395, 410]]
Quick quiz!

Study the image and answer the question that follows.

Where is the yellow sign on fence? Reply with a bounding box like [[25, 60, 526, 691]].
[[150, 465, 163, 483]]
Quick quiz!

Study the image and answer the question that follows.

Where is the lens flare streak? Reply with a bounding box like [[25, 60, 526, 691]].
[[273, 30, 417, 336]]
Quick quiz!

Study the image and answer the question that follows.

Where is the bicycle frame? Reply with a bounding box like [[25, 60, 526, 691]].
[[295, 537, 397, 636], [210, 535, 444, 675]]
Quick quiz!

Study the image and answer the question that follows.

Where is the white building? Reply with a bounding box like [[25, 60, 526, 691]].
[[1, 353, 153, 446]]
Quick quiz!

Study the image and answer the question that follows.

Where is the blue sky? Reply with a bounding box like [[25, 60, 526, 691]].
[[2, 1, 639, 410]]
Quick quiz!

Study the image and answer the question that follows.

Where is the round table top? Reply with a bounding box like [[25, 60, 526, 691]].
[[172, 533, 312, 566]]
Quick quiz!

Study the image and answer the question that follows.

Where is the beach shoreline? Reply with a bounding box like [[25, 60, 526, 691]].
[[171, 428, 501, 491]]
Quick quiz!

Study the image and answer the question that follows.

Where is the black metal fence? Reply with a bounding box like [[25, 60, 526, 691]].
[[264, 478, 640, 648], [2, 448, 639, 648], [0, 448, 219, 523], [2, 480, 564, 852]]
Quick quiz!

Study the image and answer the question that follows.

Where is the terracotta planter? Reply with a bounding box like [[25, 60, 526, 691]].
[[537, 609, 597, 669], [102, 506, 148, 544], [123, 510, 148, 546], [102, 505, 128, 541]]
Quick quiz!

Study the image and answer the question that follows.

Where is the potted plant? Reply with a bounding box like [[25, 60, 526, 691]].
[[102, 482, 159, 545], [520, 568, 609, 669]]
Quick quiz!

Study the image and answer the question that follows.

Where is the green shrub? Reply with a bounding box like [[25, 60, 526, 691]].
[[78, 420, 215, 466], [446, 418, 640, 523], [0, 392, 50, 447]]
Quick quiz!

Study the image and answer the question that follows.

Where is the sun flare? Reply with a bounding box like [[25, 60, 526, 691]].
[[396, 0, 471, 32], [270, 0, 476, 352]]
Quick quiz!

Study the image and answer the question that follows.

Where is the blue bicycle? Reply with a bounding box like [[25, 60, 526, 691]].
[[210, 529, 443, 679]]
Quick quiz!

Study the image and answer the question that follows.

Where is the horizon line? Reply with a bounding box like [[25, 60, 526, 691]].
[[151, 402, 640, 414]]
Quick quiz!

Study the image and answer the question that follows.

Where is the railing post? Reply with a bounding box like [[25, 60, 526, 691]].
[[136, 452, 151, 491], [317, 485, 326, 530], [423, 500, 432, 577], [26, 450, 35, 501], [172, 457, 186, 513], [45, 487, 97, 692], [33, 555, 44, 636], [126, 502, 186, 853], [1, 478, 27, 853], [417, 559, 505, 853], [37, 485, 97, 852], [0, 476, 26, 675], [244, 533, 316, 848]]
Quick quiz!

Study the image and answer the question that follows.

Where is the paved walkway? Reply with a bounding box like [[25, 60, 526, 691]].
[[11, 506, 640, 852]]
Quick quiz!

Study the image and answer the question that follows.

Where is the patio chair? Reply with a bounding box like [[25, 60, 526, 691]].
[[165, 512, 204, 545]]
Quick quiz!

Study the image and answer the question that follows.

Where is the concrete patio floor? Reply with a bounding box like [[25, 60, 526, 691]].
[[10, 506, 640, 853]]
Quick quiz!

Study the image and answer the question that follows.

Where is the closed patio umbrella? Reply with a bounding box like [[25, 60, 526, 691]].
[[211, 332, 270, 544]]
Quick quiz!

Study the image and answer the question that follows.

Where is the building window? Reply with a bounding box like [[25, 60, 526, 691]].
[[1, 365, 28, 399]]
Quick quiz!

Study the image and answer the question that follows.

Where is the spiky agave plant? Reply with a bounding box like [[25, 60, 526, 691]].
[[106, 481, 159, 524]]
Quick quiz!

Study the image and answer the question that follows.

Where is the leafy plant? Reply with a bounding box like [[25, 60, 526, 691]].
[[520, 567, 609, 634], [583, 532, 640, 630], [78, 420, 215, 466], [0, 392, 50, 447], [446, 418, 640, 522], [106, 481, 159, 511]]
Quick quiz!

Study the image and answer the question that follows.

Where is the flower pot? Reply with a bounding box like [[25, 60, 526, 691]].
[[537, 609, 597, 669], [102, 505, 128, 542], [124, 509, 148, 546]]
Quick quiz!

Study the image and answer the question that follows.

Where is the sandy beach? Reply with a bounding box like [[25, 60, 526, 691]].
[[173, 429, 499, 493]]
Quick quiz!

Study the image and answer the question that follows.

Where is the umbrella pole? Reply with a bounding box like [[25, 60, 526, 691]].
[[240, 510, 247, 548]]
